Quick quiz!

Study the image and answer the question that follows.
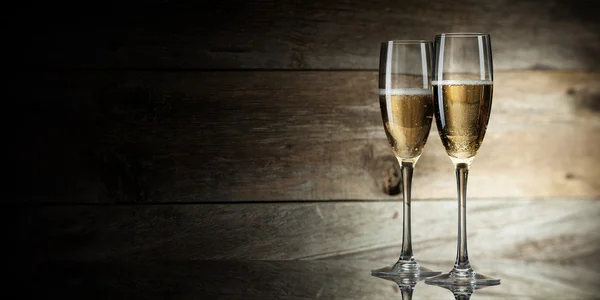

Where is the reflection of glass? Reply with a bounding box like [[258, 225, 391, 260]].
[[425, 33, 499, 286], [372, 273, 423, 300], [372, 40, 441, 279], [428, 283, 497, 300]]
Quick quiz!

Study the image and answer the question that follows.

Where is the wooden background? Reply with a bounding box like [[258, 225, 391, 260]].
[[7, 0, 600, 280]]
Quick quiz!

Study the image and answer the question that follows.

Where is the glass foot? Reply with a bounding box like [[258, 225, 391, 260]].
[[371, 260, 441, 278], [425, 268, 500, 286], [371, 273, 421, 287]]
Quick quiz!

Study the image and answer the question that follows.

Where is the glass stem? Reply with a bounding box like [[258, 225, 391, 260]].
[[400, 286, 414, 300], [454, 163, 471, 272], [399, 161, 414, 262]]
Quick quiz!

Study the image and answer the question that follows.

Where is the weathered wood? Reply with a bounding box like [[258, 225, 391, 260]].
[[15, 71, 600, 203], [14, 260, 600, 299], [12, 199, 600, 263], [10, 0, 600, 70]]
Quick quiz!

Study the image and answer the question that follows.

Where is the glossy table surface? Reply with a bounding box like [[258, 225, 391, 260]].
[[18, 259, 600, 299]]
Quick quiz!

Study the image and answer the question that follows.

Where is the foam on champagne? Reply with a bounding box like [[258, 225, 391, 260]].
[[432, 80, 493, 85], [379, 88, 431, 95]]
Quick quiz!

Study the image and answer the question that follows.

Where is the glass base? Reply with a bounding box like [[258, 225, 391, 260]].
[[425, 268, 500, 286], [371, 260, 441, 278]]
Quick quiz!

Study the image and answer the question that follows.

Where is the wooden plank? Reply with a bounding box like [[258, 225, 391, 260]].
[[15, 71, 600, 203], [9, 0, 600, 70], [13, 260, 600, 299], [11, 199, 600, 263]]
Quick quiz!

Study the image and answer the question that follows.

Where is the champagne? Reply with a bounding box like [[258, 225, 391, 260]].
[[379, 89, 433, 161], [432, 80, 493, 159]]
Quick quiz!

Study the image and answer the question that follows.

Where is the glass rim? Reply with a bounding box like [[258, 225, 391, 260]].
[[435, 32, 490, 38], [382, 40, 432, 44]]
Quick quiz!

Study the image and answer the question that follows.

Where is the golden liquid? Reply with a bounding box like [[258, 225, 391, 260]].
[[379, 90, 433, 160], [433, 82, 493, 159]]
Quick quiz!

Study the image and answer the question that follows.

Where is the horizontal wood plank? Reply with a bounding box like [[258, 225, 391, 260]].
[[11, 199, 600, 263], [14, 71, 600, 203], [9, 0, 600, 70], [14, 260, 600, 299]]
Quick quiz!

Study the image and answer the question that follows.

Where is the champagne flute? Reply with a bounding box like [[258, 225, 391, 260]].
[[371, 40, 440, 278], [425, 33, 500, 286]]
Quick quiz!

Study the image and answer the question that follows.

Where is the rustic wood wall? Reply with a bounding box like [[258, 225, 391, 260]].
[[8, 0, 600, 267]]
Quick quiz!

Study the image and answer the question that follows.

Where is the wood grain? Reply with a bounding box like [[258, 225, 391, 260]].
[[11, 199, 600, 263], [15, 71, 600, 203], [9, 0, 600, 70], [13, 260, 600, 299], [13, 72, 600, 203]]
